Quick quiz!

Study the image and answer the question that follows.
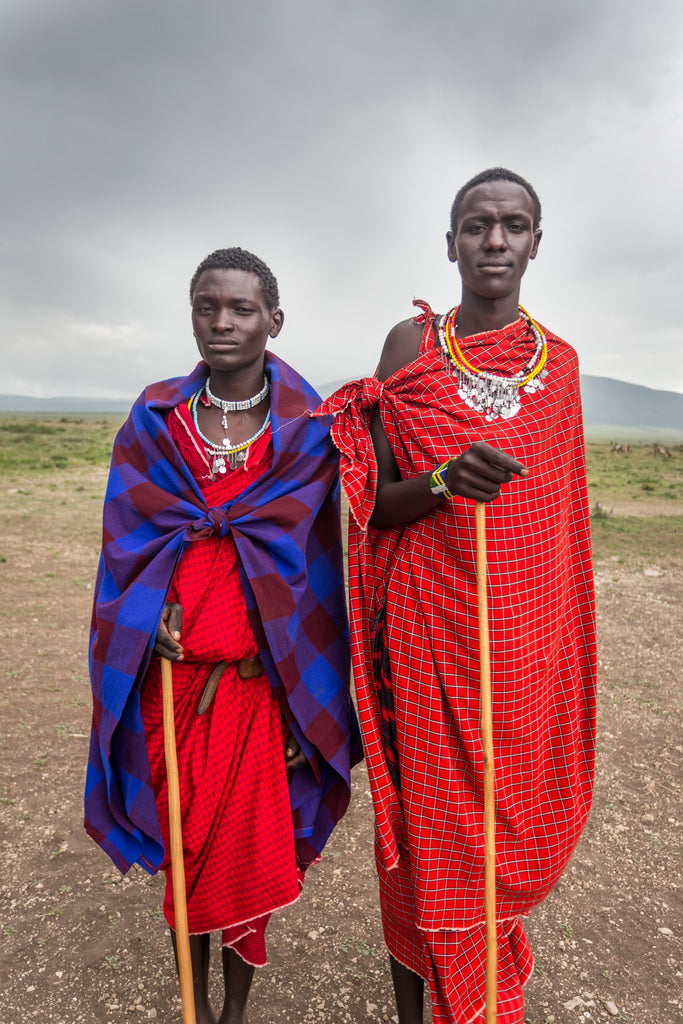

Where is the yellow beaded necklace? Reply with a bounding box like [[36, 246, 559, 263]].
[[438, 305, 548, 420]]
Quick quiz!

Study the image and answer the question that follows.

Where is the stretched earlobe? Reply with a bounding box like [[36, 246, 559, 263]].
[[269, 308, 285, 338]]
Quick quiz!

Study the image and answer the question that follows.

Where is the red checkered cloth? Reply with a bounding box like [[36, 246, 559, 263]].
[[140, 402, 301, 966], [317, 302, 597, 1022], [377, 845, 533, 1024]]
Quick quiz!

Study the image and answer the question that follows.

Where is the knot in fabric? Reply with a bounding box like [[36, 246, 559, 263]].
[[188, 506, 231, 540], [316, 376, 384, 418], [358, 376, 384, 409]]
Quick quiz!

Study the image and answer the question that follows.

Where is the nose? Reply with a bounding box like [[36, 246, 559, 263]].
[[484, 223, 506, 250], [212, 307, 234, 332]]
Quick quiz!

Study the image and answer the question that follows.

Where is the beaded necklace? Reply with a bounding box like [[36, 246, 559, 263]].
[[205, 374, 270, 413], [438, 305, 548, 420], [189, 387, 271, 474]]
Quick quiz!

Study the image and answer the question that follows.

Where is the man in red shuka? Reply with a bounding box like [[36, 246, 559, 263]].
[[318, 169, 597, 1024]]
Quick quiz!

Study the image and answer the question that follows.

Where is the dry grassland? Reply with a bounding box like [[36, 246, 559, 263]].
[[0, 420, 680, 1024]]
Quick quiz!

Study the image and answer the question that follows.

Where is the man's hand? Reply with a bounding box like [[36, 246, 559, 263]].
[[285, 732, 306, 775], [154, 602, 184, 661], [446, 441, 528, 502]]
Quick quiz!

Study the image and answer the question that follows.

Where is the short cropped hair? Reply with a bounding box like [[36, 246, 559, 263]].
[[189, 247, 280, 308], [450, 168, 542, 233]]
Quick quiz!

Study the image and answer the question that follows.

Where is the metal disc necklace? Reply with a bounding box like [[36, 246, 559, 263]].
[[438, 305, 548, 421]]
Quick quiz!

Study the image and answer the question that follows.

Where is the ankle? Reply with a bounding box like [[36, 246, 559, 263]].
[[194, 1006, 217, 1024], [218, 1010, 249, 1024]]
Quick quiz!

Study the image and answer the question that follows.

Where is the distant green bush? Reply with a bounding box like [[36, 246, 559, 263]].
[[0, 422, 62, 435], [591, 502, 612, 520]]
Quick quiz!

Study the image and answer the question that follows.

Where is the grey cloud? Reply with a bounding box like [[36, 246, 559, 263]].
[[1, 0, 682, 396]]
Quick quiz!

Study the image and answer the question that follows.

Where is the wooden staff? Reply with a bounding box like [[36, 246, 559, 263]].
[[161, 657, 197, 1024], [475, 502, 497, 1024]]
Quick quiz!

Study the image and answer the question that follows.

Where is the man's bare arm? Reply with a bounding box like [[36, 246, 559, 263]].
[[369, 321, 528, 529]]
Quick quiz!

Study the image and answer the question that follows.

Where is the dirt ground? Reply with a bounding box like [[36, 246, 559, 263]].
[[0, 464, 681, 1024]]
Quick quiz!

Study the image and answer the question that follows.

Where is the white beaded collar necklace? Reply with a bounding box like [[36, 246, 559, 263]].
[[204, 374, 270, 412]]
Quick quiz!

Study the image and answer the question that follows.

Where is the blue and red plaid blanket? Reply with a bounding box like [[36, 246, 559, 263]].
[[85, 353, 360, 874]]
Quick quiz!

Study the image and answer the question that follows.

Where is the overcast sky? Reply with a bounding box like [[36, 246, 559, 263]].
[[2, 0, 682, 399]]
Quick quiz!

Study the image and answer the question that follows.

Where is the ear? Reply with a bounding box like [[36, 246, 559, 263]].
[[529, 228, 542, 260], [269, 308, 284, 339], [446, 230, 457, 264]]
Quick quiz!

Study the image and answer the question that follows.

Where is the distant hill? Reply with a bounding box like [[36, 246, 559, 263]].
[[578, 376, 683, 440], [0, 394, 133, 414], [1, 375, 682, 440]]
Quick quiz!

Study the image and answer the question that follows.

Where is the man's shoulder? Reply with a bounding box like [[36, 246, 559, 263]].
[[376, 318, 424, 381], [537, 323, 579, 363], [135, 363, 206, 410], [385, 316, 424, 351], [265, 351, 324, 412], [534, 325, 583, 399], [535, 319, 569, 346]]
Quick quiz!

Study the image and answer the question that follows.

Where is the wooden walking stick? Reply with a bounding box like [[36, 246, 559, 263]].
[[475, 502, 497, 1024], [161, 657, 197, 1024]]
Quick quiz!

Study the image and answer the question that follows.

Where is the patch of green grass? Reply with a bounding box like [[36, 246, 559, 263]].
[[336, 936, 382, 958], [586, 442, 683, 505], [591, 514, 683, 563], [0, 416, 120, 474], [102, 953, 125, 970], [344, 964, 367, 979], [143, 907, 165, 921], [0, 422, 64, 435]]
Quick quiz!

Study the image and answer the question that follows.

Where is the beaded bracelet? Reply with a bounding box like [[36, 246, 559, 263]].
[[429, 460, 455, 500]]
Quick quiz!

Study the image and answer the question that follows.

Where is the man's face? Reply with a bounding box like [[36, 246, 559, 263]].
[[191, 268, 282, 375], [446, 181, 541, 302]]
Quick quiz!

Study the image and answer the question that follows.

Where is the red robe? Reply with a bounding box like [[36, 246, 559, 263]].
[[140, 402, 302, 966], [318, 305, 597, 1023]]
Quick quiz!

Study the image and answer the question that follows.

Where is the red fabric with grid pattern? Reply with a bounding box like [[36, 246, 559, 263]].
[[318, 303, 597, 1022], [377, 846, 533, 1024], [140, 401, 301, 965]]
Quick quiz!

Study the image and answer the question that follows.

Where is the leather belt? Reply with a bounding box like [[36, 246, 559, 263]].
[[197, 655, 264, 715]]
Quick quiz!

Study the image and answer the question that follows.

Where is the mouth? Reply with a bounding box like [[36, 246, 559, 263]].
[[479, 262, 512, 270], [206, 340, 239, 350]]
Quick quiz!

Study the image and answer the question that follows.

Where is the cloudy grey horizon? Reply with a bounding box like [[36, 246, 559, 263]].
[[2, 0, 682, 400]]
